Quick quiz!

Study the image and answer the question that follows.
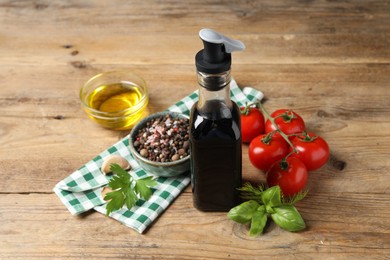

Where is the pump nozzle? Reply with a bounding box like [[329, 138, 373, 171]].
[[195, 29, 245, 74], [199, 29, 245, 53]]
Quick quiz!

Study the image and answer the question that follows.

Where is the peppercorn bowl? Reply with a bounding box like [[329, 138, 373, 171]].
[[128, 111, 190, 177]]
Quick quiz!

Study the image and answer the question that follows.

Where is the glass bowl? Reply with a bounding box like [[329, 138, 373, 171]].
[[79, 71, 149, 130], [128, 111, 190, 177]]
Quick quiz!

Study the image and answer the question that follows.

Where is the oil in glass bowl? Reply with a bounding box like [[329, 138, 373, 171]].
[[80, 71, 149, 130]]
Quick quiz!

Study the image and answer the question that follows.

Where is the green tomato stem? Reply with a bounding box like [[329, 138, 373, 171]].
[[257, 102, 298, 154], [302, 132, 318, 142], [279, 151, 296, 170], [261, 131, 275, 145], [241, 102, 257, 116]]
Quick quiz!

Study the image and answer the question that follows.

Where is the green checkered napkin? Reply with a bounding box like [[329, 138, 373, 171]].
[[53, 79, 264, 233]]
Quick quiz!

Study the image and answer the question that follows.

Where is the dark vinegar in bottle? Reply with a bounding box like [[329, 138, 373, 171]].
[[190, 100, 242, 211]]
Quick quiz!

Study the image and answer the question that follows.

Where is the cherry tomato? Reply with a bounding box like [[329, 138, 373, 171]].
[[290, 132, 330, 171], [265, 109, 305, 139], [240, 107, 265, 143], [266, 157, 308, 197], [248, 133, 289, 171]]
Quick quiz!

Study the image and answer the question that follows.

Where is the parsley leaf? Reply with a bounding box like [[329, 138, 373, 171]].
[[124, 188, 137, 210], [110, 163, 130, 177], [103, 163, 157, 216], [135, 176, 157, 200], [105, 190, 125, 215]]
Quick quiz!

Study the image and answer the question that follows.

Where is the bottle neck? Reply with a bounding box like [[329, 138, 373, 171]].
[[197, 70, 231, 90], [197, 71, 233, 118]]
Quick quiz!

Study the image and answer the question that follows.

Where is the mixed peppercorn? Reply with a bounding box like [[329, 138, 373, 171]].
[[133, 114, 190, 162]]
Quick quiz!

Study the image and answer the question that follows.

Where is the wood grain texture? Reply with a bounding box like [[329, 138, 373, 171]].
[[0, 0, 389, 259]]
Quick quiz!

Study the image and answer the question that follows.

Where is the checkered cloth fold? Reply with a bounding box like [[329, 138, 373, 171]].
[[53, 79, 264, 233]]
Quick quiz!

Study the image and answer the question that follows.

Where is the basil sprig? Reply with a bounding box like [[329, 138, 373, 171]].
[[228, 184, 306, 236]]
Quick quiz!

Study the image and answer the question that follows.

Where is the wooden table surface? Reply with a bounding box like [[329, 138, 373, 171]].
[[1, 0, 389, 259]]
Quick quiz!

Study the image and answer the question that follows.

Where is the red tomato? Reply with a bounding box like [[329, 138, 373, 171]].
[[240, 107, 265, 143], [290, 132, 330, 171], [265, 109, 305, 138], [266, 157, 308, 197], [248, 133, 289, 171]]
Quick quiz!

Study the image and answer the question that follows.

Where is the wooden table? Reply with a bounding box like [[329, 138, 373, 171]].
[[1, 0, 389, 259]]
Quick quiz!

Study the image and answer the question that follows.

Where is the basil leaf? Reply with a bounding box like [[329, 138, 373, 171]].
[[261, 186, 282, 207], [271, 205, 306, 232], [265, 204, 275, 214], [227, 200, 260, 224], [249, 207, 268, 236]]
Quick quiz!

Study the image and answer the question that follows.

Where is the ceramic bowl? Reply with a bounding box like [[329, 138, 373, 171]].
[[128, 111, 190, 177]]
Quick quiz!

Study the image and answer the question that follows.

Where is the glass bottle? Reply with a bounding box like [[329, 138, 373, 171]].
[[190, 29, 245, 211]]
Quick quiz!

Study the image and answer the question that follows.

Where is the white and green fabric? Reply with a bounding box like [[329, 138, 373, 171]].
[[53, 79, 264, 233]]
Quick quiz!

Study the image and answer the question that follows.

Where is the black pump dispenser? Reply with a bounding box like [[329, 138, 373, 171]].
[[195, 42, 231, 74], [195, 29, 245, 75]]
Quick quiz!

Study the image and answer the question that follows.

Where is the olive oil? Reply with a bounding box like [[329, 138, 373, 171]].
[[85, 81, 148, 130]]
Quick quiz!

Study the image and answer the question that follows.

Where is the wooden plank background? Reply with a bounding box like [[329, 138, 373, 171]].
[[0, 0, 389, 259]]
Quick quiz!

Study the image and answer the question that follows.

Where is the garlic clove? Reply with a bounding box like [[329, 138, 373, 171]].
[[101, 187, 112, 200], [101, 155, 131, 175]]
